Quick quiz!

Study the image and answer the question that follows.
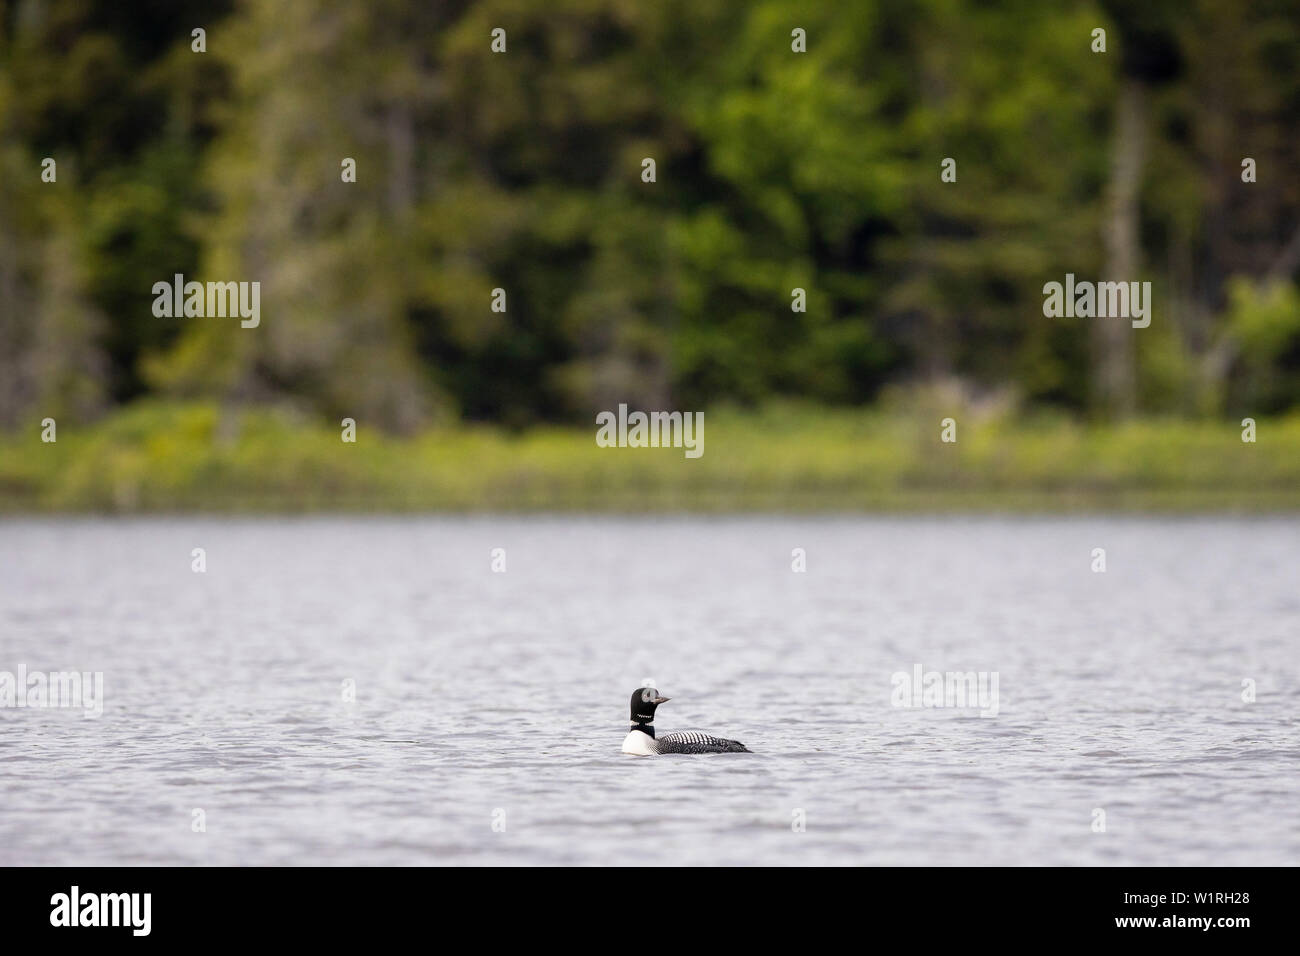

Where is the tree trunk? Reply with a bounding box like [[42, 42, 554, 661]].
[[1096, 78, 1147, 418]]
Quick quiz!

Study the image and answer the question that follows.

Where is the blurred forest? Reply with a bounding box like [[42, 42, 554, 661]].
[[2, 0, 1299, 437]]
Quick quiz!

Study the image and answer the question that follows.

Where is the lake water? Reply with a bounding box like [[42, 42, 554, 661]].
[[1, 516, 1296, 866]]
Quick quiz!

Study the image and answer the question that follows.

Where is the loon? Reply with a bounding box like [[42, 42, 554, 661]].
[[621, 687, 751, 755]]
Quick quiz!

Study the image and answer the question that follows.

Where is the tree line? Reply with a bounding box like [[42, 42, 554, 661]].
[[2, 0, 1298, 433]]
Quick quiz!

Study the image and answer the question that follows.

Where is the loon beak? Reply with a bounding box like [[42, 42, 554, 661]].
[[653, 696, 671, 704]]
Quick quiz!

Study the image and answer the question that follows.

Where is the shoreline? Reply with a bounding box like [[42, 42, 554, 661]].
[[4, 401, 1298, 514]]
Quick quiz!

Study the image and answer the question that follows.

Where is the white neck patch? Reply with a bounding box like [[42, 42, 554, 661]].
[[622, 730, 658, 756]]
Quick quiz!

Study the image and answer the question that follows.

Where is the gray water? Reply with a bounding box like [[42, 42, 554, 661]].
[[1, 516, 1296, 866]]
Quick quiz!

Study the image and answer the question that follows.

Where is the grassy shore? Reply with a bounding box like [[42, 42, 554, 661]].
[[2, 401, 1298, 513]]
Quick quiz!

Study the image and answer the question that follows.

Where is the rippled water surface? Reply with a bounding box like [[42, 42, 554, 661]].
[[1, 516, 1296, 865]]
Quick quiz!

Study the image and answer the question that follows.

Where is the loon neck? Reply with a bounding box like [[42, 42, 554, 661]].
[[630, 721, 655, 739]]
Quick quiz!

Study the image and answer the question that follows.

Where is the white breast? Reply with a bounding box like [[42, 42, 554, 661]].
[[622, 730, 659, 756]]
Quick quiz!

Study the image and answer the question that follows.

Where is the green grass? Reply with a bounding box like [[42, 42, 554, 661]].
[[2, 401, 1298, 512]]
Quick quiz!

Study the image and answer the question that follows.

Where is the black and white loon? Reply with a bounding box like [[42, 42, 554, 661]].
[[621, 687, 751, 755]]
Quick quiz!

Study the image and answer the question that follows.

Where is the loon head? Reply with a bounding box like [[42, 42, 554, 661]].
[[629, 686, 670, 728]]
